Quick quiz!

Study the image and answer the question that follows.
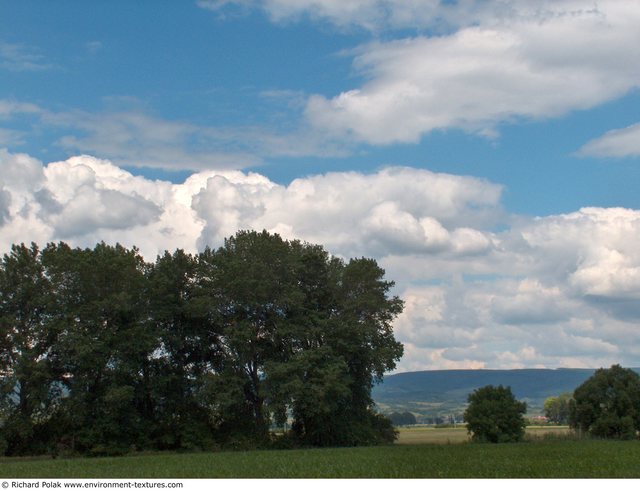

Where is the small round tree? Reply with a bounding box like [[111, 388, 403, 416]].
[[570, 364, 640, 439], [464, 385, 527, 443]]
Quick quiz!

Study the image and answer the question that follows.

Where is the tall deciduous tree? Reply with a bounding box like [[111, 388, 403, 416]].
[[43, 242, 151, 454], [201, 231, 404, 446], [288, 256, 403, 446], [0, 244, 59, 455], [147, 249, 218, 449], [198, 231, 307, 442]]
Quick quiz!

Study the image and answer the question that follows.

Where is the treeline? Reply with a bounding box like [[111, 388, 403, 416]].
[[0, 231, 404, 456]]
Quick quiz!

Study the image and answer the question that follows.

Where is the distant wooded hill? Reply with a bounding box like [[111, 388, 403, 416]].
[[372, 368, 640, 422]]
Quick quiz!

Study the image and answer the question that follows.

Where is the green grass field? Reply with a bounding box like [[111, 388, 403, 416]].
[[1, 426, 637, 478]]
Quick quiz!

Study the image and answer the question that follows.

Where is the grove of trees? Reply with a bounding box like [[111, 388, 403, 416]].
[[0, 231, 404, 456], [570, 364, 640, 439], [464, 385, 527, 443]]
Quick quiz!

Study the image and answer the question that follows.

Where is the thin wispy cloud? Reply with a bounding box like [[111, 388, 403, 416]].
[[85, 41, 103, 55], [0, 41, 54, 72], [1, 99, 350, 170], [579, 123, 640, 158]]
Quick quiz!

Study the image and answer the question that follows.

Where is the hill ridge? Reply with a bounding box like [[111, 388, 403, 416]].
[[372, 367, 640, 420]]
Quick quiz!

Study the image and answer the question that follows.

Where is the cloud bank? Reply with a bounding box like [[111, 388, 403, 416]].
[[3, 148, 640, 371]]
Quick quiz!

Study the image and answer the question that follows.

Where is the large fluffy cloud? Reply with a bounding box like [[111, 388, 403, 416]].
[[3, 148, 640, 371], [305, 2, 640, 143], [192, 166, 503, 258], [394, 207, 640, 370], [0, 148, 502, 260], [0, 150, 203, 256]]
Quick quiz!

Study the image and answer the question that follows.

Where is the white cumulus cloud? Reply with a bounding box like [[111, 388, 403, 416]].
[[192, 166, 504, 258], [3, 148, 640, 370], [199, 1, 640, 144], [306, 3, 640, 143]]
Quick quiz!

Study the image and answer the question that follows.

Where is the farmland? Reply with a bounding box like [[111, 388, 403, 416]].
[[395, 424, 570, 444], [2, 426, 637, 478]]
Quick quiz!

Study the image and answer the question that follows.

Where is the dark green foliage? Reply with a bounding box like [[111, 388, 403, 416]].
[[41, 242, 153, 455], [0, 244, 59, 455], [198, 231, 304, 443], [569, 364, 640, 439], [0, 231, 403, 455], [464, 385, 527, 443], [388, 411, 417, 426], [264, 250, 403, 447], [145, 249, 218, 450], [200, 232, 403, 447]]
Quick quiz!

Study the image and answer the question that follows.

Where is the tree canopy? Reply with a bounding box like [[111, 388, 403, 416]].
[[570, 364, 640, 439], [388, 411, 417, 426], [464, 385, 527, 443], [0, 231, 404, 455], [543, 393, 572, 425]]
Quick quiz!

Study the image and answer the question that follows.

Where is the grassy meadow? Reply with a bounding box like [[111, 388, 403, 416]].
[[2, 426, 638, 478]]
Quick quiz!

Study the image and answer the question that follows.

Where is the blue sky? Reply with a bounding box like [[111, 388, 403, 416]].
[[3, 0, 640, 214], [2, 1, 640, 371]]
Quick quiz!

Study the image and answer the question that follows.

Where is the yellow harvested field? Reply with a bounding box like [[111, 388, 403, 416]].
[[525, 425, 572, 439], [396, 425, 571, 445], [396, 426, 469, 444]]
